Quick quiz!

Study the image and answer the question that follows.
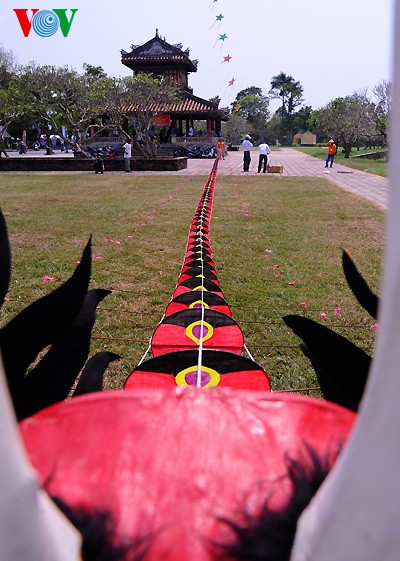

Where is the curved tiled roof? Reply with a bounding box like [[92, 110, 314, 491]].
[[121, 34, 197, 72], [124, 93, 228, 120]]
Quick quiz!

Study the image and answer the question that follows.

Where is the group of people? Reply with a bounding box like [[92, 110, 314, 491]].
[[95, 136, 338, 175], [241, 136, 338, 172], [242, 135, 272, 173]]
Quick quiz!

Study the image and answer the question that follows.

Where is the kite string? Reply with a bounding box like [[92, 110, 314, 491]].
[[137, 340, 152, 365], [196, 167, 211, 388], [196, 160, 218, 388], [243, 343, 255, 361]]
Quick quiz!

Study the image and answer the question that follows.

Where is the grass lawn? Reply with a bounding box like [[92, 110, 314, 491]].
[[293, 146, 387, 176], [0, 172, 385, 395]]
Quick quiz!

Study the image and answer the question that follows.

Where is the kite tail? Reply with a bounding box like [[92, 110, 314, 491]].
[[125, 160, 271, 391]]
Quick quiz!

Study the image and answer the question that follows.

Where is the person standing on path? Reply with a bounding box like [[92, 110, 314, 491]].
[[217, 138, 226, 160], [242, 135, 253, 172], [325, 139, 337, 168], [93, 154, 105, 174], [123, 138, 133, 173], [257, 141, 271, 173]]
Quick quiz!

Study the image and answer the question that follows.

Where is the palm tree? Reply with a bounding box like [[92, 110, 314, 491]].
[[269, 71, 304, 144]]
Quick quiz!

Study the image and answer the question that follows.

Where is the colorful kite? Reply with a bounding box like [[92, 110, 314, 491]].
[[222, 54, 232, 63], [214, 32, 228, 47], [126, 159, 271, 391], [10, 160, 362, 561], [210, 13, 224, 27]]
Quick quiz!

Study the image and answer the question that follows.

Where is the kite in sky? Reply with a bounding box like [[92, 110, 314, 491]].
[[222, 54, 232, 63], [210, 13, 224, 27], [223, 77, 236, 95], [214, 32, 228, 47]]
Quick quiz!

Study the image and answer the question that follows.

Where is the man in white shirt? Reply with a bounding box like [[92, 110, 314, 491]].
[[257, 141, 272, 173], [242, 135, 253, 172], [123, 138, 133, 172]]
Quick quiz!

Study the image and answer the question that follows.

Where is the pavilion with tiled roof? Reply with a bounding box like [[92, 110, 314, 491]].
[[121, 30, 228, 140]]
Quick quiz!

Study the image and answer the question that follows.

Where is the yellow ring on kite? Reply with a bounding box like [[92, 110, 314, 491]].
[[186, 320, 214, 345], [192, 285, 207, 292], [189, 300, 210, 309], [175, 365, 221, 388]]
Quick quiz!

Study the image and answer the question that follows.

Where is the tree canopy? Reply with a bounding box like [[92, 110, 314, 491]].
[[0, 59, 181, 157], [313, 92, 375, 157], [0, 48, 391, 156], [231, 86, 270, 142]]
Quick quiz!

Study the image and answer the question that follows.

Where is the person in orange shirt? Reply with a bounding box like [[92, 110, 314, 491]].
[[217, 139, 225, 160], [325, 139, 337, 168]]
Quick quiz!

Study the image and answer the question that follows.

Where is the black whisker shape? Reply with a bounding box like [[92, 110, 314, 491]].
[[0, 238, 92, 390], [218, 445, 334, 561], [342, 249, 379, 319], [283, 314, 370, 412], [15, 289, 111, 420], [73, 351, 120, 397], [52, 497, 148, 561], [0, 208, 11, 311]]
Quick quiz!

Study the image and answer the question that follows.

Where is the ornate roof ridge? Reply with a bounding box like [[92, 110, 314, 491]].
[[122, 31, 191, 59]]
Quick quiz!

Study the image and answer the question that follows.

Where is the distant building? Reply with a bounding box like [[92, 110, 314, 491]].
[[121, 30, 228, 140], [292, 131, 316, 146]]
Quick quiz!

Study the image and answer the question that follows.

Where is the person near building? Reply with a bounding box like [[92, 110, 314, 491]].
[[217, 138, 226, 160], [123, 138, 133, 173], [257, 141, 272, 173], [93, 154, 105, 174], [242, 135, 253, 172], [325, 139, 337, 168]]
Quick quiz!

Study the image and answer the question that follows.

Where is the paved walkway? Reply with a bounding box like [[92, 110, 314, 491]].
[[177, 148, 388, 210], [2, 148, 388, 210]]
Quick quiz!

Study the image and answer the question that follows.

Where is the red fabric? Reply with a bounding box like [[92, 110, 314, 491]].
[[164, 300, 232, 317], [20, 388, 355, 561], [151, 323, 244, 356]]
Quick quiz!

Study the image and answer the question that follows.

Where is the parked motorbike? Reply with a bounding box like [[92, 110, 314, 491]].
[[17, 142, 27, 154], [173, 147, 187, 157], [200, 145, 217, 158], [186, 145, 217, 159], [174, 146, 187, 158]]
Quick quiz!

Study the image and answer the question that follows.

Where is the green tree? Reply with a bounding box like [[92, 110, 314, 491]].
[[83, 63, 107, 81], [104, 73, 182, 158], [221, 113, 250, 144], [315, 92, 375, 158], [0, 75, 31, 156], [269, 71, 304, 143], [231, 86, 269, 141], [18, 63, 109, 152], [370, 79, 392, 148], [0, 44, 17, 89], [2, 62, 181, 158], [292, 105, 313, 134]]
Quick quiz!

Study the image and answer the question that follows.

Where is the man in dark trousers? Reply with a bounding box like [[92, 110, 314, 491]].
[[242, 135, 253, 172], [257, 141, 271, 173], [93, 154, 105, 174]]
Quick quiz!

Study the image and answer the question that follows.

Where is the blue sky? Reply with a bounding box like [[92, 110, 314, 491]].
[[0, 0, 394, 113]]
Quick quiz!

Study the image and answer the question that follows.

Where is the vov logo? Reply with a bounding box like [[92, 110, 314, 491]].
[[13, 9, 78, 38]]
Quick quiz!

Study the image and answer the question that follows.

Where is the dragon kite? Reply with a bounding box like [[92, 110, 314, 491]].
[[1, 68, 400, 561]]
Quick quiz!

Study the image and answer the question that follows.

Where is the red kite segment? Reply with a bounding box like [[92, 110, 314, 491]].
[[125, 160, 271, 391]]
